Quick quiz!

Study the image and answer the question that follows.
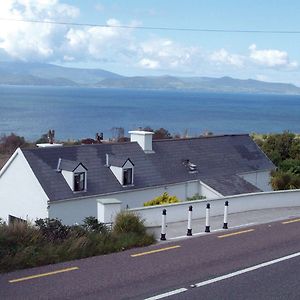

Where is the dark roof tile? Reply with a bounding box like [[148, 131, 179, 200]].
[[22, 134, 275, 202]]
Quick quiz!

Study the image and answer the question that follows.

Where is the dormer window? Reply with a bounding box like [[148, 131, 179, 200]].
[[74, 172, 85, 191], [123, 168, 133, 185], [106, 154, 134, 186], [57, 158, 88, 192]]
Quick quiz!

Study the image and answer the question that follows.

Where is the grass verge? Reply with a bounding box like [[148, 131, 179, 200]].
[[0, 213, 155, 273]]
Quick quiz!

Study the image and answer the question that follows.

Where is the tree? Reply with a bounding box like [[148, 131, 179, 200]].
[[153, 128, 172, 140], [35, 133, 49, 144], [253, 132, 300, 191], [260, 131, 295, 165], [0, 133, 27, 154]]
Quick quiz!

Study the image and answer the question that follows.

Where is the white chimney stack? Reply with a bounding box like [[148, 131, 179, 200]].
[[129, 130, 154, 153]]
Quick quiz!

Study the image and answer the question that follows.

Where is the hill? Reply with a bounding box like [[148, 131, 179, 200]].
[[0, 61, 300, 94], [0, 61, 122, 86], [97, 75, 300, 94]]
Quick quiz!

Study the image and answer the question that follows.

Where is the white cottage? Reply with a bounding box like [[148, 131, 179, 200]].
[[0, 131, 275, 225]]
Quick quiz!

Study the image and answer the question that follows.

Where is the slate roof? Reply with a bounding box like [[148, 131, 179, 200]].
[[57, 159, 87, 172], [108, 155, 134, 168], [21, 134, 275, 202]]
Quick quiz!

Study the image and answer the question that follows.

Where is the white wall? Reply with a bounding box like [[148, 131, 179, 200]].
[[97, 199, 121, 223], [61, 170, 74, 190], [48, 180, 204, 224], [129, 131, 154, 152], [100, 180, 202, 209], [199, 181, 223, 198], [239, 170, 272, 191], [129, 189, 300, 226], [110, 166, 123, 185], [49, 197, 97, 225], [0, 149, 49, 223]]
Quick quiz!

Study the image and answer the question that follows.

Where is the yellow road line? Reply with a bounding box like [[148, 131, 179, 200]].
[[218, 229, 255, 239], [282, 218, 300, 224], [131, 245, 181, 257], [9, 267, 79, 283]]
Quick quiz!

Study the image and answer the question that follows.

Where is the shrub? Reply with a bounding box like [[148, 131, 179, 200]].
[[271, 170, 300, 190], [0, 214, 155, 273], [143, 192, 180, 206], [113, 211, 146, 235], [279, 159, 300, 175], [82, 216, 108, 234], [186, 193, 206, 201], [35, 218, 70, 241]]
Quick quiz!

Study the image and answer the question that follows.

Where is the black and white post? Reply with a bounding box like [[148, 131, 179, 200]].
[[223, 201, 229, 229], [205, 203, 210, 233], [187, 205, 193, 236], [160, 209, 167, 241]]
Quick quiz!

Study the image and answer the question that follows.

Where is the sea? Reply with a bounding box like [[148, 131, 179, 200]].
[[0, 85, 300, 141]]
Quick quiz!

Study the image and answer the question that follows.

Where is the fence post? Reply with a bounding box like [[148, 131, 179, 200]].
[[187, 205, 193, 236], [223, 201, 229, 229], [160, 209, 167, 240], [205, 203, 210, 233]]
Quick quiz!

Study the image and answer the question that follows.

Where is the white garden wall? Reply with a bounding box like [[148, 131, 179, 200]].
[[49, 180, 205, 225], [129, 189, 300, 227]]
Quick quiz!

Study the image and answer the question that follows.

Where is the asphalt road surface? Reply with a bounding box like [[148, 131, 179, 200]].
[[1, 217, 300, 300]]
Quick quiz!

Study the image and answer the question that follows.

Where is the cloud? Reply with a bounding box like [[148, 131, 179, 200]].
[[210, 49, 244, 67], [139, 58, 160, 69], [0, 0, 299, 82], [249, 44, 298, 69], [0, 0, 79, 61], [137, 38, 201, 71]]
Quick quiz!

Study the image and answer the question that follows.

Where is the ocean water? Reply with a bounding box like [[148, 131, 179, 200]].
[[0, 85, 300, 141]]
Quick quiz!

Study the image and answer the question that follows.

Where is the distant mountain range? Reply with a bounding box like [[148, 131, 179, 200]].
[[1, 61, 300, 94]]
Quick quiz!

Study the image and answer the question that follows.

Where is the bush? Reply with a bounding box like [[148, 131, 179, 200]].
[[113, 211, 146, 235], [35, 218, 70, 241], [82, 216, 108, 234], [271, 170, 300, 190], [279, 159, 300, 175], [186, 193, 206, 201], [0, 215, 155, 273], [143, 192, 180, 206]]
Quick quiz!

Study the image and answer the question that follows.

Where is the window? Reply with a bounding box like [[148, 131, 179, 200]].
[[74, 172, 85, 191], [123, 168, 133, 185]]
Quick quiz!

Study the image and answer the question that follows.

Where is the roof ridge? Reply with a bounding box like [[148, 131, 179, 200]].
[[153, 133, 250, 143]]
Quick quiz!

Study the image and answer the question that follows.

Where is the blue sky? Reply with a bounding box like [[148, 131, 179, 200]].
[[1, 0, 300, 84]]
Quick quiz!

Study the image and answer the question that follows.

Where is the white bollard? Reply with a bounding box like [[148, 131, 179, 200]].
[[223, 201, 229, 229], [205, 203, 210, 233], [160, 209, 167, 240], [187, 205, 193, 236]]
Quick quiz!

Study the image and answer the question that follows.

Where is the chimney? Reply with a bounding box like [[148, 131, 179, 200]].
[[129, 130, 154, 153], [48, 129, 55, 144]]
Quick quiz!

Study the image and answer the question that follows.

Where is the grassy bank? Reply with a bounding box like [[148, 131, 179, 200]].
[[0, 213, 155, 273]]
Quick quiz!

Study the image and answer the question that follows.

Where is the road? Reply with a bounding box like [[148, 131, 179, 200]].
[[1, 217, 300, 299]]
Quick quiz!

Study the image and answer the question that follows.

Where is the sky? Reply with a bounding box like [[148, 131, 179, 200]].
[[1, 0, 300, 85]]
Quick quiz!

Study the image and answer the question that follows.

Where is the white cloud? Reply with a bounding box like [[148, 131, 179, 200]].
[[210, 48, 244, 67], [0, 0, 299, 83], [0, 0, 79, 61], [137, 38, 201, 71], [249, 44, 298, 69], [139, 58, 160, 69]]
